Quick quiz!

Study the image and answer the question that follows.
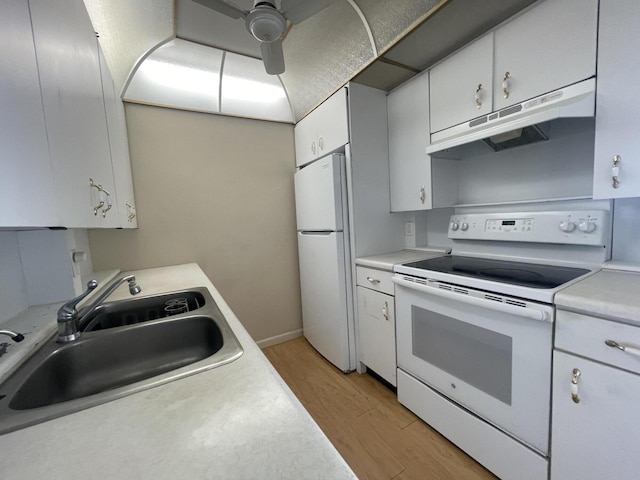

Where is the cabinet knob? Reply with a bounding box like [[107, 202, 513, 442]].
[[502, 72, 510, 99], [571, 368, 581, 404], [475, 84, 483, 109], [89, 178, 104, 216], [318, 136, 324, 151], [420, 186, 426, 204], [612, 155, 621, 188], [311, 141, 316, 155], [605, 339, 640, 357], [366, 276, 380, 284]]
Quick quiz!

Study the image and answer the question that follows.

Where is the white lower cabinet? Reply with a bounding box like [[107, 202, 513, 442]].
[[551, 311, 640, 479], [356, 267, 396, 386]]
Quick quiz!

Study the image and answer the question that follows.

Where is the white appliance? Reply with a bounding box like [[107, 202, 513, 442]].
[[294, 153, 355, 372], [393, 205, 611, 480], [426, 78, 595, 154]]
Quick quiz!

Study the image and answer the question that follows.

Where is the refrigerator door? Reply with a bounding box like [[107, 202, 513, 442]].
[[297, 231, 353, 371], [294, 153, 344, 231]]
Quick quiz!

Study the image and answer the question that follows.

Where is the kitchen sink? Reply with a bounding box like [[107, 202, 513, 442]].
[[79, 289, 207, 332], [0, 288, 243, 435]]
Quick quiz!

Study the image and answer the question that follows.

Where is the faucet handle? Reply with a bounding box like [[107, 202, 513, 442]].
[[57, 280, 99, 321]]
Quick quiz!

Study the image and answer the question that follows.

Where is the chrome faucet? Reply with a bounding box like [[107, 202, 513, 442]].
[[0, 330, 24, 343], [56, 275, 142, 343]]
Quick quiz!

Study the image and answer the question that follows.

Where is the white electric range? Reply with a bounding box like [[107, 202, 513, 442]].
[[393, 206, 611, 480]]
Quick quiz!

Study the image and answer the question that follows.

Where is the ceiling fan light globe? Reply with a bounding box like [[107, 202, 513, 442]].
[[246, 8, 286, 42]]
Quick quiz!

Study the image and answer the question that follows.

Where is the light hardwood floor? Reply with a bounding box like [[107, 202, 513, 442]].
[[263, 337, 497, 480]]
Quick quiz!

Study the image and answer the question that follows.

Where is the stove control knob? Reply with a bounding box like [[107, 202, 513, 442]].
[[578, 218, 596, 233], [461, 222, 469, 231], [451, 222, 460, 231], [559, 220, 576, 232]]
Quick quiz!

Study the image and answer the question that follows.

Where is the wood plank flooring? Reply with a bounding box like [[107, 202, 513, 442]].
[[263, 337, 497, 480]]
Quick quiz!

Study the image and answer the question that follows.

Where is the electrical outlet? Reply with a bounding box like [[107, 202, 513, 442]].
[[405, 221, 415, 236]]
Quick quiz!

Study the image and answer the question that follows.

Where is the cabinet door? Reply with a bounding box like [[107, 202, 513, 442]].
[[0, 0, 59, 227], [98, 45, 137, 228], [388, 72, 432, 211], [551, 351, 640, 480], [357, 286, 396, 386], [294, 112, 317, 168], [593, 0, 640, 199], [493, 0, 597, 111], [314, 87, 349, 159], [30, 0, 117, 228], [429, 33, 493, 133]]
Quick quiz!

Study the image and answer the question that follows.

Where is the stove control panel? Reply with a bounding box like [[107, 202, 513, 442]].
[[449, 210, 610, 246]]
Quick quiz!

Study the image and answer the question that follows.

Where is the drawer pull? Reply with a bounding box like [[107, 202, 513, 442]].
[[382, 301, 389, 321], [605, 339, 640, 357], [571, 368, 581, 404], [366, 277, 380, 284]]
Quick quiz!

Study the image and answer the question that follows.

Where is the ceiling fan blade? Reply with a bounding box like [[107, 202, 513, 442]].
[[280, 0, 334, 24], [260, 40, 285, 75], [192, 0, 248, 19]]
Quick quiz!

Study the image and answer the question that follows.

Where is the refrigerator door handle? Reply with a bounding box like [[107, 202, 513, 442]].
[[299, 231, 334, 236]]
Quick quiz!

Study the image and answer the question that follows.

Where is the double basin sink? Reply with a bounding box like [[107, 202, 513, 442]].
[[0, 287, 243, 435]]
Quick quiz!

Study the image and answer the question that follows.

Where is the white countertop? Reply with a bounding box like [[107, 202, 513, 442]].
[[355, 248, 449, 271], [555, 268, 640, 326], [0, 264, 355, 479]]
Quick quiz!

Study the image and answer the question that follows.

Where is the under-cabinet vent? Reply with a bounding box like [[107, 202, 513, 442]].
[[485, 294, 504, 303], [499, 104, 523, 118], [482, 293, 527, 308], [469, 116, 488, 127], [453, 287, 469, 295]]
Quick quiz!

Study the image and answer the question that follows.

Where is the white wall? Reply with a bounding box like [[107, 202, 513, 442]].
[[0, 232, 29, 323], [612, 198, 640, 265]]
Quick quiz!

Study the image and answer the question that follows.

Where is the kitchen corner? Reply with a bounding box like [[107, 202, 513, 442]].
[[0, 263, 355, 480]]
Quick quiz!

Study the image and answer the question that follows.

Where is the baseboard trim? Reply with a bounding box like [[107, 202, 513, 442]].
[[257, 329, 303, 349]]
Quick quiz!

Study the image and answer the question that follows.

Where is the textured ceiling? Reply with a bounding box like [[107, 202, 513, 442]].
[[84, 0, 537, 122]]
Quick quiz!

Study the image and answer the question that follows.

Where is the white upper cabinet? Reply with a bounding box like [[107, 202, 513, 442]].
[[429, 34, 494, 134], [30, 0, 118, 228], [388, 72, 457, 211], [98, 45, 138, 228], [493, 0, 597, 111], [294, 88, 349, 168], [0, 0, 59, 227], [430, 0, 597, 134], [593, 0, 640, 199]]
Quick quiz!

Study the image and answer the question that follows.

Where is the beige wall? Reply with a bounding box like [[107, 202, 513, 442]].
[[88, 103, 301, 343]]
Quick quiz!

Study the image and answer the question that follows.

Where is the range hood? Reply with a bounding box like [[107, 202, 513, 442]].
[[426, 78, 596, 154]]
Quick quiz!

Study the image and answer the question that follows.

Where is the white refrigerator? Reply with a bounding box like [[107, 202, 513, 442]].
[[294, 153, 355, 372]]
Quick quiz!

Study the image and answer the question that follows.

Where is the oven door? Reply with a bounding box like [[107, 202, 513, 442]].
[[394, 274, 554, 455]]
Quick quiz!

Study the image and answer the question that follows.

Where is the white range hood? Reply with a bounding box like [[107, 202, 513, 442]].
[[426, 77, 596, 154]]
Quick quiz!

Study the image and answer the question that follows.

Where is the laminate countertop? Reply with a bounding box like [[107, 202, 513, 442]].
[[355, 248, 450, 272], [0, 263, 356, 479], [555, 268, 640, 326]]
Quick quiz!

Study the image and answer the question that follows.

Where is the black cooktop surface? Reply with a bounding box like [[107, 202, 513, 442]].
[[403, 255, 591, 289]]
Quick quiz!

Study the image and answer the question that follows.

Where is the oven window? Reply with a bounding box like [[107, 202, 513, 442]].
[[411, 305, 513, 405]]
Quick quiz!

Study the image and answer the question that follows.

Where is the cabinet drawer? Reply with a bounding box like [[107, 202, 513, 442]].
[[356, 266, 394, 295], [556, 310, 640, 375]]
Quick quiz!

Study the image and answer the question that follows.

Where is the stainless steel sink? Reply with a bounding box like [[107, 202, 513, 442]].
[[78, 289, 207, 331], [0, 288, 243, 435]]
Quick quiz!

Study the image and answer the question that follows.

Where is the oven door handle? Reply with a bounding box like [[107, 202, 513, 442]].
[[392, 275, 551, 323]]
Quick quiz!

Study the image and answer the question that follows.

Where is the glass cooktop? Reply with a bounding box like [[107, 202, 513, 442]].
[[403, 255, 591, 289]]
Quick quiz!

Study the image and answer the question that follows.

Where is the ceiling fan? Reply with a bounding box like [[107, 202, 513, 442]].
[[193, 0, 335, 75]]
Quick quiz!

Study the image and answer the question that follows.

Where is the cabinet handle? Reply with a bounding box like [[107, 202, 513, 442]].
[[311, 141, 316, 155], [612, 155, 621, 188], [382, 301, 389, 321], [475, 84, 483, 109], [125, 201, 136, 222], [605, 339, 640, 357], [101, 190, 113, 218], [502, 72, 510, 99], [318, 136, 324, 151], [89, 178, 104, 215], [571, 368, 581, 404], [366, 276, 380, 284], [420, 186, 426, 204]]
